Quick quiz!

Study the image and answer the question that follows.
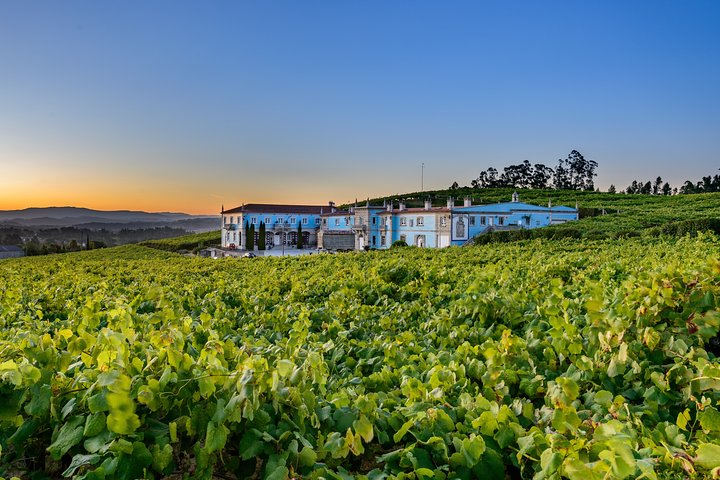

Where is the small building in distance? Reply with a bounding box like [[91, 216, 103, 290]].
[[0, 245, 25, 259]]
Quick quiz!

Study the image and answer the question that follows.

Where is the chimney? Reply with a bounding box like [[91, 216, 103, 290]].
[[463, 196, 471, 207], [329, 201, 336, 213], [446, 197, 454, 209], [366, 198, 370, 207], [399, 200, 406, 211], [548, 200, 552, 208], [424, 198, 432, 210], [512, 191, 519, 202], [387, 201, 393, 212], [383, 199, 387, 207], [350, 206, 355, 214]]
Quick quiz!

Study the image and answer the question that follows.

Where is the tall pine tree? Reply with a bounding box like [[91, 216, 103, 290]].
[[297, 222, 303, 249], [248, 224, 255, 251], [258, 222, 266, 250]]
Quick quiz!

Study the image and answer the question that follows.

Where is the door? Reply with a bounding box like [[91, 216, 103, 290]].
[[416, 235, 425, 248]]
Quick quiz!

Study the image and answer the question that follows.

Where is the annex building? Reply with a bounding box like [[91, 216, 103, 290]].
[[220, 193, 578, 251]]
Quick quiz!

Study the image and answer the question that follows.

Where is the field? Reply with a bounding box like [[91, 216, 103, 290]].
[[2, 233, 720, 479]]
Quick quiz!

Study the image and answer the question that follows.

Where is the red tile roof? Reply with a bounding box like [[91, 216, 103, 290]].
[[223, 204, 329, 215]]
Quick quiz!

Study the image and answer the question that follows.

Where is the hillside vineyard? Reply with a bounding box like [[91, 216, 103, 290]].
[[2, 236, 720, 478]]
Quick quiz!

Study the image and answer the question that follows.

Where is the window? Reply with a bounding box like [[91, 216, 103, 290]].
[[335, 219, 340, 226], [498, 216, 505, 226], [290, 217, 296, 224], [251, 217, 257, 224], [357, 216, 362, 225], [372, 217, 376, 225], [372, 235, 376, 245], [381, 235, 386, 245], [302, 218, 308, 225], [409, 219, 414, 227], [315, 218, 321, 225], [229, 216, 234, 224], [400, 218, 407, 226], [417, 216, 424, 226], [480, 216, 486, 226], [440, 217, 447, 227], [345, 217, 350, 225], [265, 217, 271, 224], [323, 219, 327, 225], [469, 216, 475, 226]]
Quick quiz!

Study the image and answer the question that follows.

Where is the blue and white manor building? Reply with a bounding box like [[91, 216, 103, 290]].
[[220, 193, 578, 250]]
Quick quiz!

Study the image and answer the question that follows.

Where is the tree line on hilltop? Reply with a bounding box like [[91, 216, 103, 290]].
[[455, 150, 598, 191], [448, 149, 719, 195]]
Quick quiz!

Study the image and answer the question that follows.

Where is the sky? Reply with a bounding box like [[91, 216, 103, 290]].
[[1, 1, 719, 214]]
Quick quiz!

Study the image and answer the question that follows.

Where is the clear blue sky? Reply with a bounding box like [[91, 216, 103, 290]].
[[1, 1, 718, 213]]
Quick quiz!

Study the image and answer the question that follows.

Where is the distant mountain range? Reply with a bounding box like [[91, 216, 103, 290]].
[[0, 207, 219, 231]]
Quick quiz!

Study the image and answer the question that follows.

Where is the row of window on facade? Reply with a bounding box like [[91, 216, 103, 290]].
[[226, 213, 536, 229], [226, 216, 321, 226], [225, 231, 311, 244]]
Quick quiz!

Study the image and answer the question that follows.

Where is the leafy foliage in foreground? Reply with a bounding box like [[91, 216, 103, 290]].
[[2, 237, 720, 478]]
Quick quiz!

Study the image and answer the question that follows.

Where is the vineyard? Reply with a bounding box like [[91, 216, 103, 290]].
[[2, 236, 720, 479]]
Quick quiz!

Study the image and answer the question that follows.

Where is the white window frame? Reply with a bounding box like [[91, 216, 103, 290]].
[[251, 217, 257, 224], [335, 219, 340, 226], [290, 217, 296, 224], [400, 217, 407, 226], [417, 216, 424, 226], [469, 216, 475, 226], [265, 217, 271, 224], [440, 217, 447, 227], [315, 218, 321, 225], [480, 216, 486, 226], [302, 217, 308, 225]]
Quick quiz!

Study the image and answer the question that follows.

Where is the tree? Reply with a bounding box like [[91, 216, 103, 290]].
[[297, 222, 303, 249], [258, 221, 266, 250], [530, 163, 554, 189], [662, 182, 672, 195], [653, 176, 663, 195], [679, 180, 697, 194], [608, 184, 616, 193], [625, 180, 641, 194], [553, 161, 572, 190], [449, 181, 459, 190], [247, 223, 255, 251], [564, 150, 597, 190], [244, 221, 250, 249]]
